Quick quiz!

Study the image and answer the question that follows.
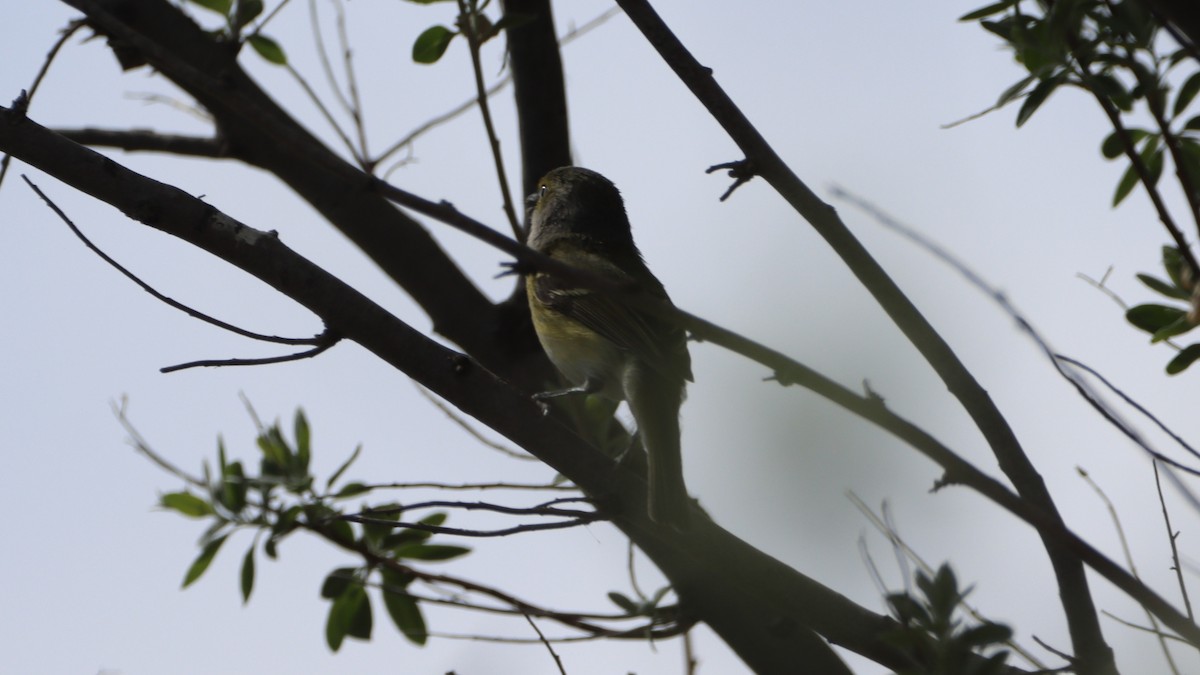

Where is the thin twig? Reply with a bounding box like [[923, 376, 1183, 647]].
[[22, 175, 327, 347], [160, 340, 337, 373], [524, 613, 568, 675], [343, 480, 576, 492], [457, 0, 521, 239], [113, 398, 205, 487], [1101, 610, 1190, 644], [372, 6, 620, 168], [333, 0, 369, 165], [1155, 461, 1197, 632], [1079, 467, 1181, 674], [308, 0, 353, 114], [1057, 355, 1200, 464], [0, 19, 84, 190], [342, 513, 602, 538], [414, 384, 538, 461]]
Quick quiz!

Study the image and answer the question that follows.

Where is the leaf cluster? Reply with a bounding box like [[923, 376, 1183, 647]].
[[962, 0, 1200, 374], [185, 0, 288, 64], [883, 564, 1014, 675], [158, 409, 471, 652]]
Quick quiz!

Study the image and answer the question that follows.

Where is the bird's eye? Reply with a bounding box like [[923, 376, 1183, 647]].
[[539, 184, 548, 197]]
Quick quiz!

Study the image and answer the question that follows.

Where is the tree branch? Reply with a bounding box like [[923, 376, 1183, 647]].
[[613, 2, 1116, 670]]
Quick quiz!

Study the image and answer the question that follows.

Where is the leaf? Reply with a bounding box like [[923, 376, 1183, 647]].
[[294, 408, 310, 469], [958, 0, 1018, 22], [326, 444, 362, 491], [1126, 304, 1186, 333], [348, 588, 373, 640], [189, 0, 233, 14], [1174, 72, 1200, 117], [248, 34, 287, 65], [234, 0, 264, 28], [325, 584, 366, 652], [220, 460, 247, 513], [1112, 161, 1140, 206], [393, 543, 471, 561], [381, 568, 427, 645], [412, 25, 456, 64], [1167, 344, 1200, 374], [607, 591, 639, 614], [240, 544, 256, 604], [995, 74, 1035, 108], [1152, 314, 1195, 342], [1163, 246, 1186, 290], [959, 622, 1012, 648], [1137, 273, 1190, 300], [160, 491, 213, 518], [335, 482, 371, 499], [321, 567, 359, 599], [1186, 115, 1200, 131], [1100, 128, 1148, 159], [183, 533, 229, 588], [1016, 74, 1061, 127]]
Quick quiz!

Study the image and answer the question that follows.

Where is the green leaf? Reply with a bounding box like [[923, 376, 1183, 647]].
[[1174, 72, 1200, 117], [1126, 304, 1187, 333], [607, 591, 639, 614], [394, 543, 471, 561], [960, 622, 1014, 648], [240, 545, 256, 604], [160, 491, 213, 518], [294, 409, 310, 469], [1186, 115, 1200, 132], [412, 25, 456, 64], [234, 0, 264, 28], [1100, 128, 1149, 159], [1152, 314, 1195, 342], [995, 74, 1035, 108], [248, 34, 287, 65], [1016, 75, 1061, 127], [1167, 344, 1200, 374], [220, 460, 247, 513], [958, 0, 1018, 22], [189, 0, 233, 14], [321, 567, 359, 599], [1163, 246, 1187, 290], [325, 584, 366, 652], [1137, 273, 1190, 300], [335, 482, 371, 499], [183, 533, 229, 588], [381, 568, 427, 645], [326, 444, 362, 491], [348, 588, 373, 640], [1112, 161, 1140, 206]]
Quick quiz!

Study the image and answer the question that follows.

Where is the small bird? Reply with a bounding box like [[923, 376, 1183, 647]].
[[524, 166, 693, 528]]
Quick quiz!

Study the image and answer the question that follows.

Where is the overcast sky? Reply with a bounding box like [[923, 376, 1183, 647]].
[[3, 1, 1199, 674]]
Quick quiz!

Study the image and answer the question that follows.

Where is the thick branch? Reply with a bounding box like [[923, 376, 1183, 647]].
[[62, 0, 530, 374], [501, 0, 572, 199], [1, 106, 925, 674], [613, 1, 1116, 671]]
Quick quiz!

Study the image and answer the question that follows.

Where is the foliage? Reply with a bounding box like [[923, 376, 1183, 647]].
[[883, 564, 1013, 675], [158, 409, 469, 652], [185, 0, 288, 65], [960, 0, 1200, 373]]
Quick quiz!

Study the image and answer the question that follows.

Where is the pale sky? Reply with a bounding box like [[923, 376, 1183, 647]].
[[3, 2, 1199, 674]]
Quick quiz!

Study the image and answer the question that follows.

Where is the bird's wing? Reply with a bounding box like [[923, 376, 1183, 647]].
[[532, 248, 693, 382]]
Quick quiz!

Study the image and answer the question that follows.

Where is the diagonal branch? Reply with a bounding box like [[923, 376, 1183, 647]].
[[612, 2, 1116, 671]]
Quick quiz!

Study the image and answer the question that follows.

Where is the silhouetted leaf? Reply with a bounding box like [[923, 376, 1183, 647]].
[[248, 34, 287, 65], [412, 25, 455, 64]]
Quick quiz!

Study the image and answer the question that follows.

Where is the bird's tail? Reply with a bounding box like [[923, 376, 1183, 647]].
[[629, 371, 690, 530]]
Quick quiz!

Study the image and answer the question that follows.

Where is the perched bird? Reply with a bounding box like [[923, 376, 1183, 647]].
[[525, 166, 693, 528]]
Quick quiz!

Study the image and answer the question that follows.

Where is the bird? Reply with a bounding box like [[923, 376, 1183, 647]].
[[524, 166, 693, 529]]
